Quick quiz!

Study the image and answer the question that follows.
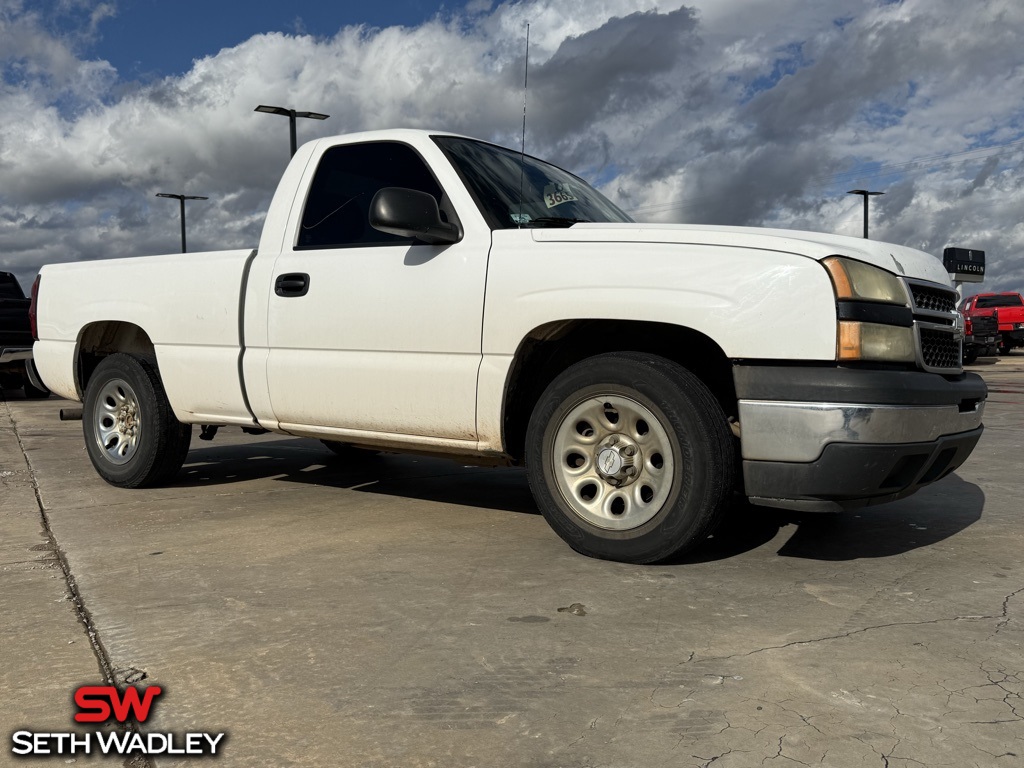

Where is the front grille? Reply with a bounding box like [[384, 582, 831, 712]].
[[920, 328, 960, 369], [904, 278, 962, 371], [910, 284, 957, 314]]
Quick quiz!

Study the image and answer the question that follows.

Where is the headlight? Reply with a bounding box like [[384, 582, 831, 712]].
[[823, 257, 907, 305], [838, 321, 916, 363]]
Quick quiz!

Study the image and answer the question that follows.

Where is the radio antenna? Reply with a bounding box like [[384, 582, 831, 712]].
[[517, 22, 530, 228]]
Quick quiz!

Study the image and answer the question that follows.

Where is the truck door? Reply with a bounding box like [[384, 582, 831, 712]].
[[265, 140, 488, 441]]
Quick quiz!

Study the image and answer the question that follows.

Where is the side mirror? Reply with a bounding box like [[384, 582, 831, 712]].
[[369, 187, 462, 246]]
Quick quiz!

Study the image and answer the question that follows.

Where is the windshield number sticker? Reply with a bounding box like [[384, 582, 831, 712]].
[[544, 184, 578, 209]]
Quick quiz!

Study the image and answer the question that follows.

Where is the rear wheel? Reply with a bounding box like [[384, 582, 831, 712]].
[[962, 347, 979, 365], [83, 354, 191, 488], [525, 352, 735, 564]]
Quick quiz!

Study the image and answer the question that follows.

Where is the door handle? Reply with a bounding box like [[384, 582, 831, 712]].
[[275, 273, 310, 297]]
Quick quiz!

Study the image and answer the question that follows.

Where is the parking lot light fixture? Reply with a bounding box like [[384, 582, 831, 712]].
[[255, 105, 330, 157], [155, 193, 209, 253], [847, 189, 884, 239]]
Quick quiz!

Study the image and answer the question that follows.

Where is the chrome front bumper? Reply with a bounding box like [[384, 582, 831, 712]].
[[739, 399, 985, 463], [733, 365, 988, 512]]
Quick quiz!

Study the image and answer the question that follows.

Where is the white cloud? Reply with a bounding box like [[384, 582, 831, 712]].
[[1, 0, 1023, 297]]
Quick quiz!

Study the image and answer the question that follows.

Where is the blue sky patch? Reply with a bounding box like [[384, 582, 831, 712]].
[[742, 41, 811, 103]]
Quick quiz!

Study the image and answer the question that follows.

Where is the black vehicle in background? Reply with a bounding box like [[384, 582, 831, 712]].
[[0, 271, 49, 398]]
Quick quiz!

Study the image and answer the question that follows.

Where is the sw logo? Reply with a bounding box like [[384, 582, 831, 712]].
[[73, 685, 162, 723], [10, 684, 225, 757]]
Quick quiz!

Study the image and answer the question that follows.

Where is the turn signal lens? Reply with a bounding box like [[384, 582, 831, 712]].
[[838, 321, 916, 363], [823, 257, 907, 305]]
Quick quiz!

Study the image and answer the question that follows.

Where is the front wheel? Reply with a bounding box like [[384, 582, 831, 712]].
[[83, 354, 191, 488], [525, 352, 735, 564]]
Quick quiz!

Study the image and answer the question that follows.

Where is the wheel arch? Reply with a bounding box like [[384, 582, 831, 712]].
[[75, 321, 156, 398], [501, 319, 736, 463]]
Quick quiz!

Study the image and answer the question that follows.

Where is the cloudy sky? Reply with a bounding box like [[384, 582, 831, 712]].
[[1, 0, 1022, 295]]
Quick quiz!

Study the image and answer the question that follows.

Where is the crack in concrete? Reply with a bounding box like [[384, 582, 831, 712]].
[[3, 398, 154, 768], [996, 586, 1024, 632], [693, 749, 733, 767], [564, 718, 598, 751], [973, 746, 1020, 760], [776, 701, 826, 737], [937, 658, 1023, 726], [759, 734, 811, 766], [677, 596, 1023, 665], [981, 662, 1023, 722]]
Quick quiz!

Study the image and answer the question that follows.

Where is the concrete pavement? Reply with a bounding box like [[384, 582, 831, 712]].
[[1, 357, 1022, 767]]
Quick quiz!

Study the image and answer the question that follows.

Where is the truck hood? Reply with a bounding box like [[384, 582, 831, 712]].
[[532, 223, 951, 286]]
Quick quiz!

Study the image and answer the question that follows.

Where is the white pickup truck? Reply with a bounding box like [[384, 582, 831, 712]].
[[31, 129, 986, 563]]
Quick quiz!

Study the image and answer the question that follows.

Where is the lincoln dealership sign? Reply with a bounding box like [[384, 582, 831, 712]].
[[943, 247, 985, 283]]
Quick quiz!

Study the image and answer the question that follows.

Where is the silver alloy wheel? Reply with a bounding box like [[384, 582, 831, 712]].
[[551, 394, 676, 531], [92, 377, 142, 465]]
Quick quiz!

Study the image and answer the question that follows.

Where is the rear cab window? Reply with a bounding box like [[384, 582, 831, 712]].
[[975, 295, 1024, 309]]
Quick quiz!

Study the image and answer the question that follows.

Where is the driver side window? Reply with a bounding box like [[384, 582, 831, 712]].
[[296, 142, 446, 249]]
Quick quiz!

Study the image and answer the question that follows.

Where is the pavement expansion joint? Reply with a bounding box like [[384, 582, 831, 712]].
[[3, 396, 156, 768]]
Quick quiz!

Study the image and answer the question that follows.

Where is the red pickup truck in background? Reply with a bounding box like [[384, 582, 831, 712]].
[[961, 292, 1024, 357]]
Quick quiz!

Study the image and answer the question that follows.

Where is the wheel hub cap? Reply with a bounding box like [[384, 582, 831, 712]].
[[92, 378, 142, 465], [595, 436, 640, 487], [117, 403, 138, 436]]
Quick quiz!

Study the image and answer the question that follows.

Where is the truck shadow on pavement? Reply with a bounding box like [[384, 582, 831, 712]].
[[179, 438, 539, 514], [679, 474, 984, 563], [774, 475, 984, 560], [178, 439, 985, 564]]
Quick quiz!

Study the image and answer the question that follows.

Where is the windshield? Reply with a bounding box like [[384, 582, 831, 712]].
[[975, 295, 1024, 308], [433, 136, 633, 229]]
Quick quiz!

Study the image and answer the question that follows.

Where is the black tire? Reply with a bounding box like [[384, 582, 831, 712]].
[[962, 348, 979, 365], [525, 352, 735, 564], [999, 343, 1011, 356], [82, 354, 191, 488]]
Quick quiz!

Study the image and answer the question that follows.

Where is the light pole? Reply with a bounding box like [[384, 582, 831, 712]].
[[847, 189, 884, 239], [155, 193, 208, 253], [254, 105, 330, 157]]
